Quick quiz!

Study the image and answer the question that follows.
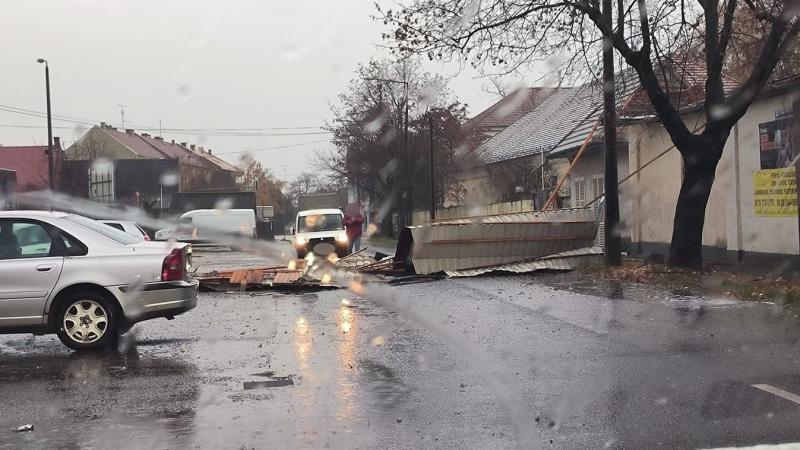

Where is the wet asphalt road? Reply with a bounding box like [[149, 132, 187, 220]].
[[1, 246, 800, 449]]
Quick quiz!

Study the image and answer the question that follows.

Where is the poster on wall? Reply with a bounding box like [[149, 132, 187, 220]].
[[758, 111, 796, 169], [753, 167, 797, 217]]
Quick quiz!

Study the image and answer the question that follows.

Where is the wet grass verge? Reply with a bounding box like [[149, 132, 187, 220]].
[[575, 261, 800, 305]]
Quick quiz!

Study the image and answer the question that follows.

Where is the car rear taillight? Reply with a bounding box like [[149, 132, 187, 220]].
[[161, 248, 184, 281]]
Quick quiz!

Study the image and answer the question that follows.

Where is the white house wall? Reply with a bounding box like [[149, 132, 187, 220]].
[[723, 94, 799, 255], [627, 91, 799, 259], [627, 112, 730, 250]]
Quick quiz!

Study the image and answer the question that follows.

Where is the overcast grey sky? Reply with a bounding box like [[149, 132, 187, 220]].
[[0, 0, 527, 180]]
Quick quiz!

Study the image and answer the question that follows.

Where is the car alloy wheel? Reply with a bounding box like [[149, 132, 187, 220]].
[[62, 299, 109, 344]]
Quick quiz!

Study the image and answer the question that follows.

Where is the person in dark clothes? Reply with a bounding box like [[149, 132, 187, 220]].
[[343, 205, 364, 254]]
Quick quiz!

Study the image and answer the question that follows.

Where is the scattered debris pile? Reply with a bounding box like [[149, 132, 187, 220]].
[[196, 263, 321, 291], [196, 249, 402, 291]]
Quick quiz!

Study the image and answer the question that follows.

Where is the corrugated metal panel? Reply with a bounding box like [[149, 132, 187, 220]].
[[445, 247, 603, 277], [411, 200, 534, 225], [408, 208, 599, 275]]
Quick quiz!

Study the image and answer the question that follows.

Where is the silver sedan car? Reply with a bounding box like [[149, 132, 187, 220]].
[[0, 211, 198, 351]]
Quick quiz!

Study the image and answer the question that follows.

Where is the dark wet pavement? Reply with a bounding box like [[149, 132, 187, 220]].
[[2, 247, 800, 449]]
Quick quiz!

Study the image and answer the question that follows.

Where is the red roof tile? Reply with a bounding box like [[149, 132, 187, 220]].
[[102, 129, 170, 159]]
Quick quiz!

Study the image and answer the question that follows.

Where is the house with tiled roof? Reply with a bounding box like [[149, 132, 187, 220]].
[[451, 87, 567, 206], [66, 123, 240, 191], [63, 123, 241, 208], [454, 74, 639, 211]]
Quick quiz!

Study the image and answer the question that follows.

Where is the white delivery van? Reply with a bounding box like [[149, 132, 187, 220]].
[[292, 208, 347, 258], [155, 209, 256, 243]]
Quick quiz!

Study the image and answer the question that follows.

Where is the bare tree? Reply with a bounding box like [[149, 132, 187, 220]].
[[380, 0, 800, 268], [323, 58, 471, 231], [68, 132, 109, 160], [236, 155, 286, 215]]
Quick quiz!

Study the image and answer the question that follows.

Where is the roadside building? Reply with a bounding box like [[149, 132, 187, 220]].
[[458, 75, 638, 213], [0, 139, 64, 192], [63, 123, 241, 208], [624, 77, 800, 268], [465, 87, 559, 141], [454, 87, 567, 206]]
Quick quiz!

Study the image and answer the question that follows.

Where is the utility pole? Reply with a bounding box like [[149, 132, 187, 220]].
[[364, 76, 410, 226], [36, 58, 54, 191], [118, 104, 126, 129], [429, 114, 435, 221], [602, 0, 622, 266]]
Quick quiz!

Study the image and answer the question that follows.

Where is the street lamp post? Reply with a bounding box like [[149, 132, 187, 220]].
[[37, 58, 54, 191]]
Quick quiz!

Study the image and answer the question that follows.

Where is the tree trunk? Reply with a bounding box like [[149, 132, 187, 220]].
[[667, 142, 723, 269]]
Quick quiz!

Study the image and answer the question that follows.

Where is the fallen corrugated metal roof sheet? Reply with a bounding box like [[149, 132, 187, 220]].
[[403, 208, 600, 275], [445, 246, 603, 277]]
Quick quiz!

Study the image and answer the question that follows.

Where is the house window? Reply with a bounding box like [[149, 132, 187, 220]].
[[574, 177, 586, 207], [592, 175, 605, 209], [592, 175, 605, 199]]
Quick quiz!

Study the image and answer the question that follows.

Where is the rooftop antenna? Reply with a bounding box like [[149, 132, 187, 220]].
[[118, 104, 126, 129], [159, 118, 162, 136]]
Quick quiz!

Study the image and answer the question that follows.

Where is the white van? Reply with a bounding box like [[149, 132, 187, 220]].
[[155, 209, 256, 243], [293, 208, 347, 258]]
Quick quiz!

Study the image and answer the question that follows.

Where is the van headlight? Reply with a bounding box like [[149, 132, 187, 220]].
[[295, 236, 307, 246], [335, 232, 348, 243]]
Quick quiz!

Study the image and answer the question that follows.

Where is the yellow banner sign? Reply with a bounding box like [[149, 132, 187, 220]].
[[753, 167, 797, 217]]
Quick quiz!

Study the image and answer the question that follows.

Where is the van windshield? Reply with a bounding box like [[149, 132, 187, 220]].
[[298, 214, 343, 233]]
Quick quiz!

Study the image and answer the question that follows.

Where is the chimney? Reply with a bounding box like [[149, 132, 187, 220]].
[[171, 139, 175, 144], [180, 142, 187, 147], [53, 137, 61, 150], [190, 144, 196, 150], [125, 128, 134, 135], [141, 133, 151, 138], [198, 146, 204, 152], [100, 122, 107, 128], [155, 136, 163, 141], [207, 148, 212, 155]]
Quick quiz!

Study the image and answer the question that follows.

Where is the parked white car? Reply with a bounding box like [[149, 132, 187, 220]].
[[100, 220, 151, 241], [0, 211, 198, 351], [154, 209, 256, 244]]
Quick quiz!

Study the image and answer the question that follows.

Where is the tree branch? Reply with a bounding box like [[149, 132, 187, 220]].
[[703, 0, 726, 109], [719, 4, 800, 129]]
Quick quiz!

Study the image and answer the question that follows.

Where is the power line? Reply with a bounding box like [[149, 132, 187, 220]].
[[0, 103, 97, 124], [215, 139, 331, 155], [0, 106, 94, 125], [0, 122, 330, 137]]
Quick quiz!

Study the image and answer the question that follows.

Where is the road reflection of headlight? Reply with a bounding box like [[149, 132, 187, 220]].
[[339, 307, 353, 334]]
